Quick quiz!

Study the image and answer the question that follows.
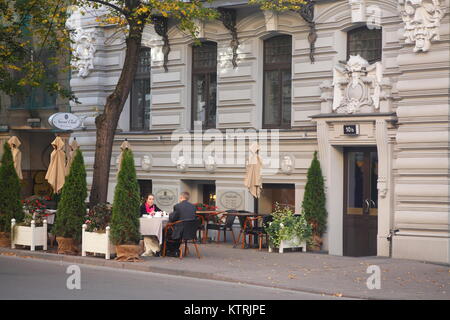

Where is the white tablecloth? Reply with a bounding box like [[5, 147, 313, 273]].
[[139, 217, 169, 244]]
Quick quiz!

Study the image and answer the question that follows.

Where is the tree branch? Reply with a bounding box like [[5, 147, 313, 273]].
[[87, 0, 129, 17]]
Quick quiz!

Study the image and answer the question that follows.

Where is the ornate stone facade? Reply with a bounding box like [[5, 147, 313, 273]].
[[67, 0, 450, 264]]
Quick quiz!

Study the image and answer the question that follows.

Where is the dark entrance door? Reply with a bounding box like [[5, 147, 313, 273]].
[[343, 147, 378, 257]]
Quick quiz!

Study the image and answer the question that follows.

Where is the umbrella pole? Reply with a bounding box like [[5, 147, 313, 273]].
[[253, 197, 259, 247]]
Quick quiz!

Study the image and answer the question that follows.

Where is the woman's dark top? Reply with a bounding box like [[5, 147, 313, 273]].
[[140, 203, 162, 216]]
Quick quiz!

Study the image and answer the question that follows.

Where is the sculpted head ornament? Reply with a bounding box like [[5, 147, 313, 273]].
[[399, 0, 445, 52]]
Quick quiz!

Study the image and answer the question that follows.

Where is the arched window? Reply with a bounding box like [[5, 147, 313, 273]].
[[263, 35, 292, 129], [347, 26, 382, 63], [192, 41, 217, 130], [130, 47, 151, 131]]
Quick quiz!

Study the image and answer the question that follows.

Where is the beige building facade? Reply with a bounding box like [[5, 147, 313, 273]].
[[66, 0, 449, 264]]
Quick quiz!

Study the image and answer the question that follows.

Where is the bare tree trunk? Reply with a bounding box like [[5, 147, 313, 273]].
[[89, 26, 143, 206]]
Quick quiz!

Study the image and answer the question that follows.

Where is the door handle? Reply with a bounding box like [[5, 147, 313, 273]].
[[364, 199, 370, 213], [370, 200, 376, 208]]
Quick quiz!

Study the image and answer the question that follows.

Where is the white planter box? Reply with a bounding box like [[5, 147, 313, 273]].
[[11, 219, 47, 251], [269, 236, 307, 253], [82, 225, 116, 260]]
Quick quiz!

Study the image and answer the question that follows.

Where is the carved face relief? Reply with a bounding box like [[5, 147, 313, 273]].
[[176, 156, 187, 172], [399, 0, 445, 52], [71, 28, 96, 78], [204, 155, 217, 173], [280, 155, 294, 175], [141, 155, 152, 172]]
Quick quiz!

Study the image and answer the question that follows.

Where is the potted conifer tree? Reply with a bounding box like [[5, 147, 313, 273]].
[[301, 151, 327, 251], [52, 149, 87, 254], [110, 148, 142, 262], [0, 143, 23, 247]]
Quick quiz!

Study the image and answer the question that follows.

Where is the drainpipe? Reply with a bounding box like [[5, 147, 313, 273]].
[[387, 229, 399, 258]]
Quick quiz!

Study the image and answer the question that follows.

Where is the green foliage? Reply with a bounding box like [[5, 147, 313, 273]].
[[110, 149, 141, 245], [52, 149, 87, 241], [301, 151, 327, 236], [249, 0, 306, 12], [265, 203, 312, 248], [0, 142, 23, 232], [76, 0, 218, 39], [0, 0, 75, 101]]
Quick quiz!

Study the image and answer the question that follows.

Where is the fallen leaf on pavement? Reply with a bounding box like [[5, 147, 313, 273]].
[[334, 293, 343, 297]]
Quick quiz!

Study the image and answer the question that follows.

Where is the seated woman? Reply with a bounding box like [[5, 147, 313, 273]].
[[140, 193, 162, 216], [140, 193, 163, 257]]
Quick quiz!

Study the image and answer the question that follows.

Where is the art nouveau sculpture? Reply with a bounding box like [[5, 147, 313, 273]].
[[71, 28, 97, 78], [204, 155, 217, 173], [331, 55, 389, 114], [399, 0, 446, 52], [280, 155, 294, 175], [141, 155, 152, 172], [176, 156, 187, 173]]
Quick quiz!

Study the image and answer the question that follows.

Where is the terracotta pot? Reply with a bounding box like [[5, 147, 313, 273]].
[[0, 232, 10, 248], [56, 237, 79, 255], [115, 244, 142, 262]]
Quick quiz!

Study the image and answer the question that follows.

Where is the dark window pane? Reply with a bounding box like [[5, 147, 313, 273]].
[[192, 73, 207, 125], [263, 35, 292, 128], [193, 42, 217, 71], [207, 73, 217, 129], [346, 152, 365, 215], [263, 70, 281, 126], [347, 26, 382, 63], [130, 47, 151, 131], [282, 70, 291, 125], [10, 48, 57, 109], [264, 35, 292, 65], [258, 183, 295, 213], [192, 42, 217, 130]]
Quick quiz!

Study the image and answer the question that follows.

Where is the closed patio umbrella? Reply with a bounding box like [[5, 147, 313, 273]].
[[117, 139, 131, 176], [65, 138, 80, 176], [8, 136, 23, 180], [244, 141, 263, 199], [45, 136, 66, 194]]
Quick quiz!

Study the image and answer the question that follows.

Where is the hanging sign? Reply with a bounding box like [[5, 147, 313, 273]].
[[48, 113, 81, 130]]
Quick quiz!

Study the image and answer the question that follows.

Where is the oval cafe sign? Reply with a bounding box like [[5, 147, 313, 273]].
[[48, 113, 81, 130]]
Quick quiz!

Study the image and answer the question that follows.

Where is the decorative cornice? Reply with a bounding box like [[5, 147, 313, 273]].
[[218, 7, 239, 68], [152, 16, 170, 72]]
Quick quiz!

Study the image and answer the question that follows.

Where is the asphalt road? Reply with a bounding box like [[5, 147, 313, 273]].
[[0, 255, 348, 300]]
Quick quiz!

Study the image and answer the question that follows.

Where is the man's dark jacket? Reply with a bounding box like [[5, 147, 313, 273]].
[[169, 200, 197, 239]]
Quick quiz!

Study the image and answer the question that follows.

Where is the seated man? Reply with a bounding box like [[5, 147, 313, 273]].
[[165, 191, 196, 257]]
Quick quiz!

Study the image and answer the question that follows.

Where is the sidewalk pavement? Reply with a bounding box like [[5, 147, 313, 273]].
[[1, 243, 449, 300]]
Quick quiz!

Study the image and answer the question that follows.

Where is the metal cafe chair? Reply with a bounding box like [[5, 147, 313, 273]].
[[162, 219, 202, 259], [162, 220, 183, 258], [179, 219, 202, 259], [206, 210, 237, 244], [195, 214, 206, 244], [241, 214, 273, 250]]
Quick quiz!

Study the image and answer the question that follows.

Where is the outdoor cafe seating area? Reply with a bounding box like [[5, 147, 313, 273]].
[[138, 209, 277, 260]]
